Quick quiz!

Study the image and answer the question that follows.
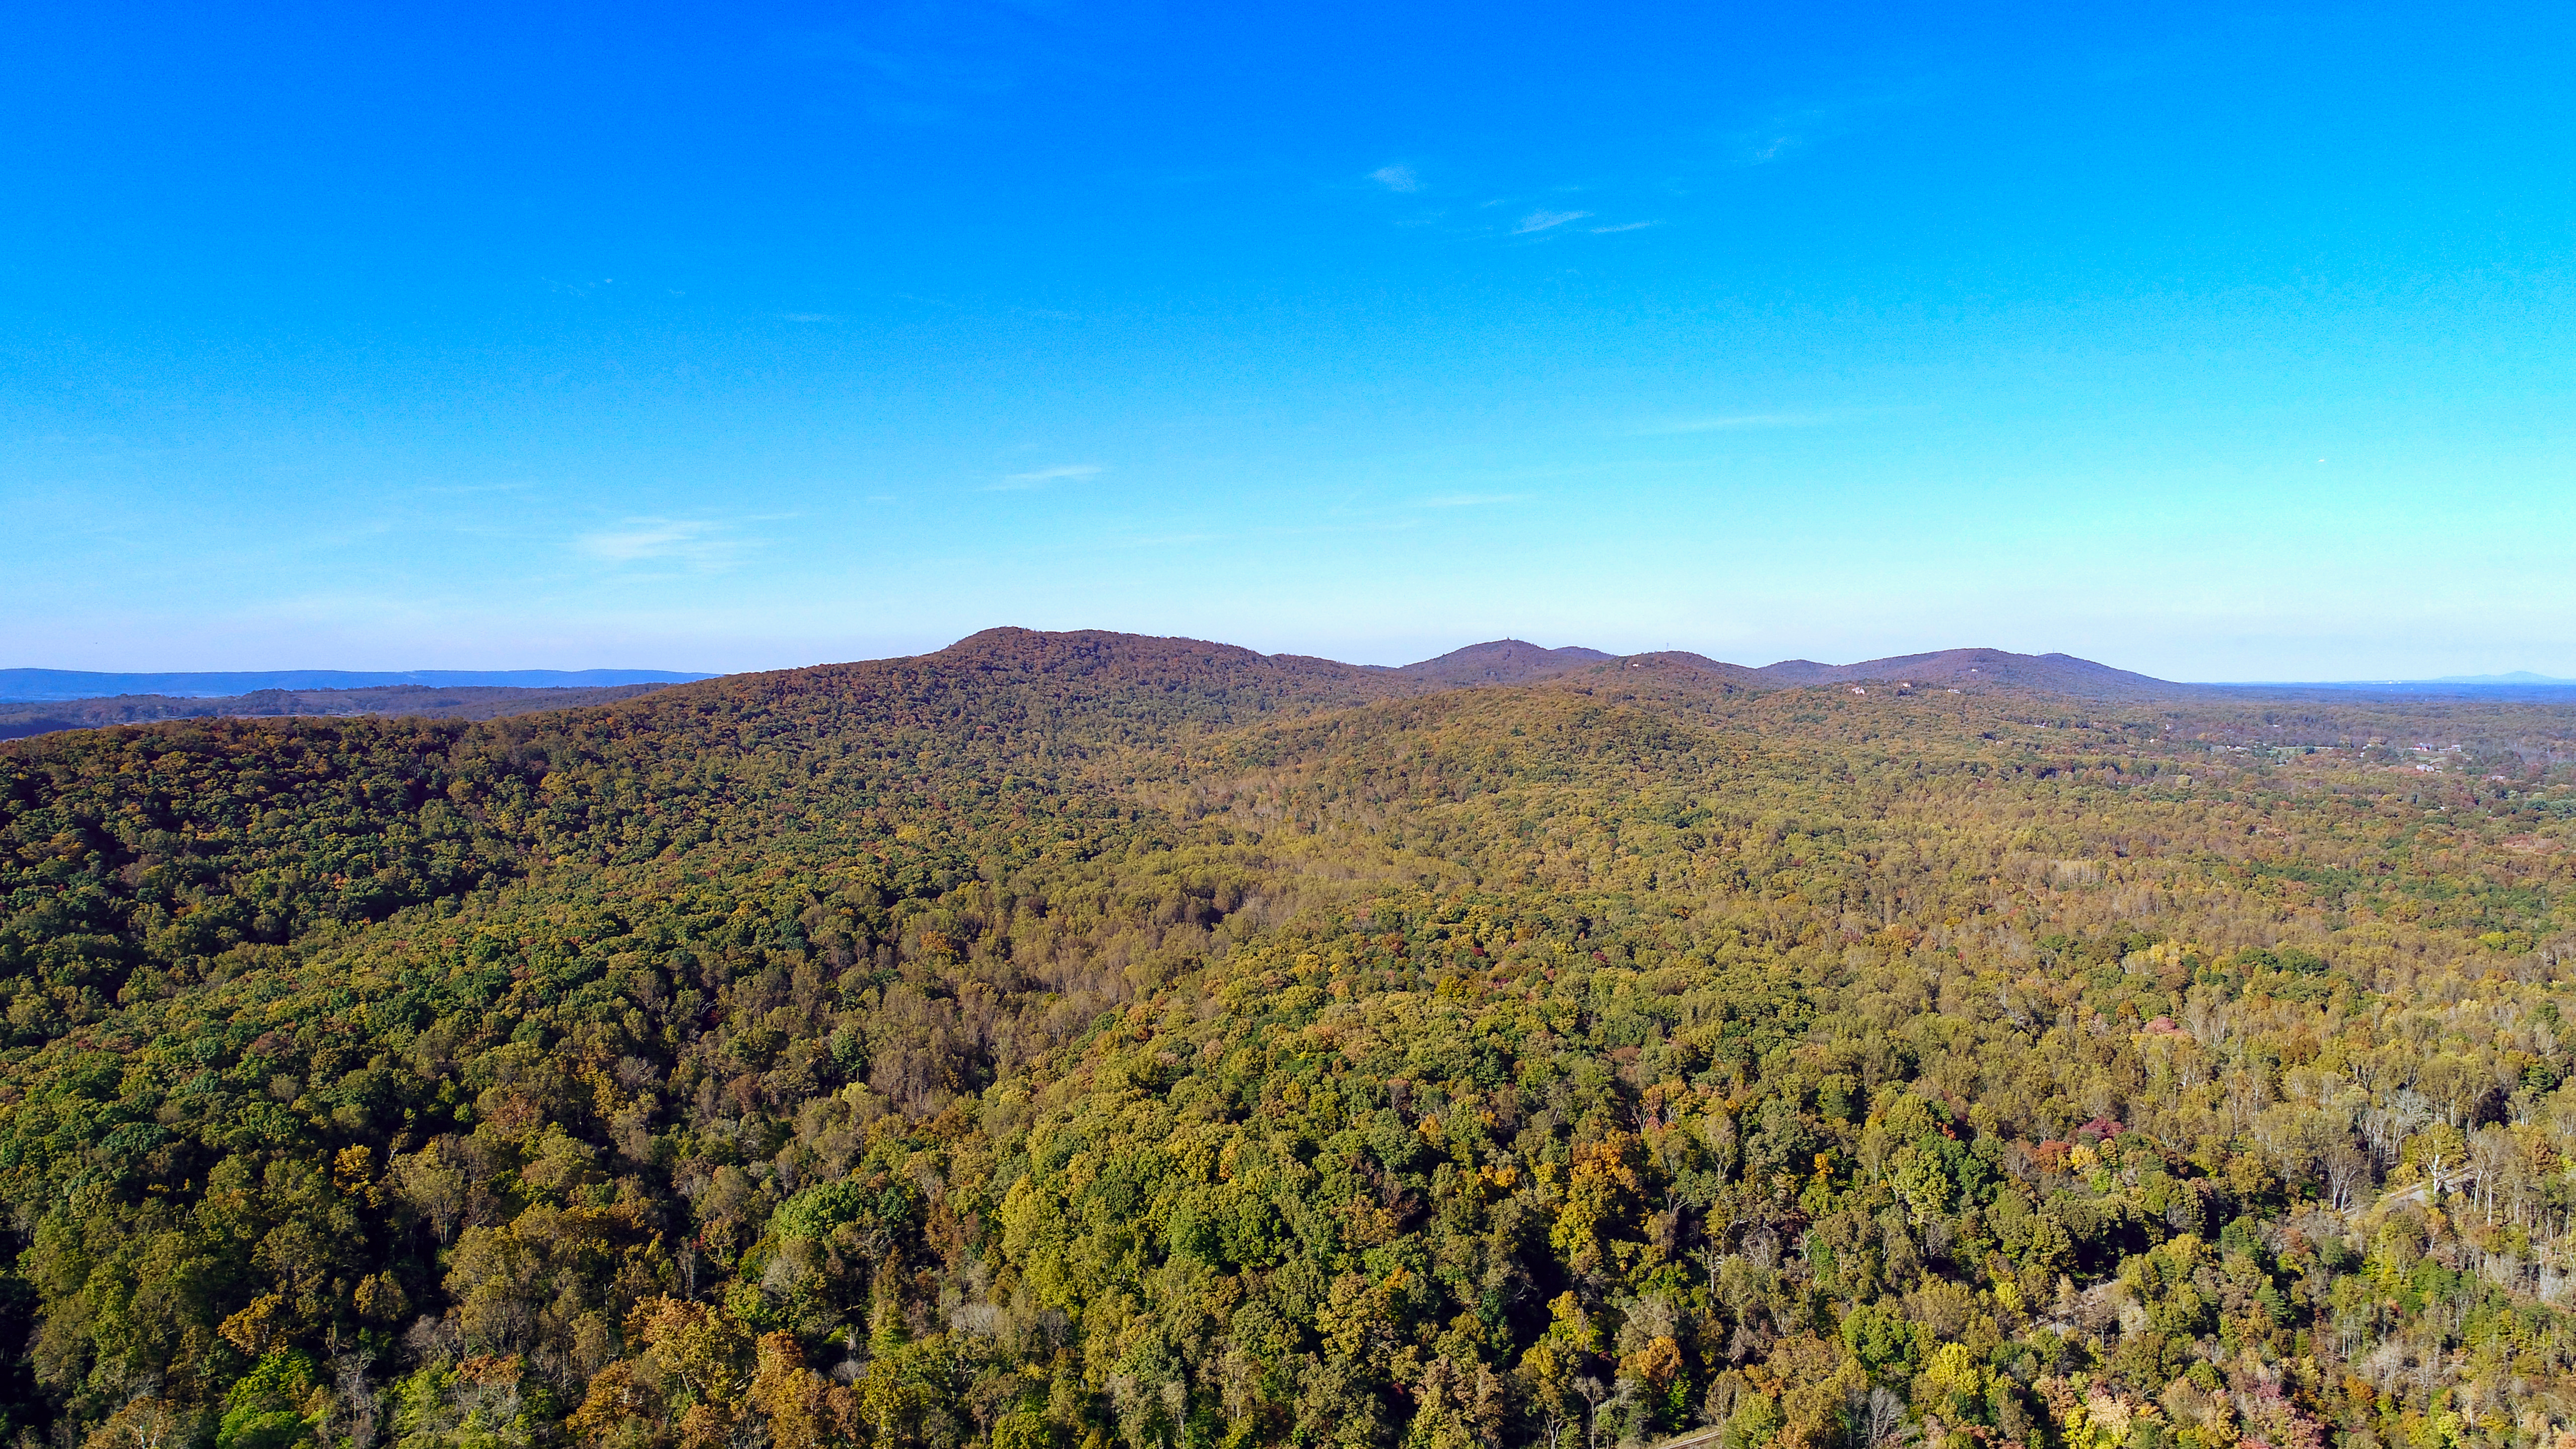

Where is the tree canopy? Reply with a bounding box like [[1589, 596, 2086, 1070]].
[[3, 629, 2573, 1449]]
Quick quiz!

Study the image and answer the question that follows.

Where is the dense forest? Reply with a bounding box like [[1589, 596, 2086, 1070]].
[[4, 629, 2575, 1449]]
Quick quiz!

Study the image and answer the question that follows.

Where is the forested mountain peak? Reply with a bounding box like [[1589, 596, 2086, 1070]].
[[925, 627, 1387, 689], [1753, 646, 2178, 697], [1749, 657, 1839, 683], [1544, 650, 1772, 695], [588, 627, 1425, 747], [1393, 639, 1615, 686]]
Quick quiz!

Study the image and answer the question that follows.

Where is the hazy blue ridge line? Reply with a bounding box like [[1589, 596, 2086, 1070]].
[[0, 667, 721, 702]]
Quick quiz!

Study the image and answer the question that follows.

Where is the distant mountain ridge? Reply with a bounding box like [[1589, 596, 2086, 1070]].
[[30, 637, 2558, 728], [0, 667, 714, 703], [1389, 640, 2177, 698], [1747, 646, 2177, 695], [918, 635, 2197, 700], [0, 682, 687, 742]]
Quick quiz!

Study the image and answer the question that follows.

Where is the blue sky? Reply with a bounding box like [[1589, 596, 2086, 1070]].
[[4, 2, 2570, 680]]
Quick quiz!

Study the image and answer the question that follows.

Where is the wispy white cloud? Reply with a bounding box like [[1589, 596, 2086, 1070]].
[[1513, 209, 1592, 235], [1727, 83, 1946, 167], [989, 464, 1105, 491], [777, 312, 836, 323], [1591, 220, 1661, 234], [574, 519, 750, 571], [1370, 164, 1421, 193], [1729, 101, 1859, 166]]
